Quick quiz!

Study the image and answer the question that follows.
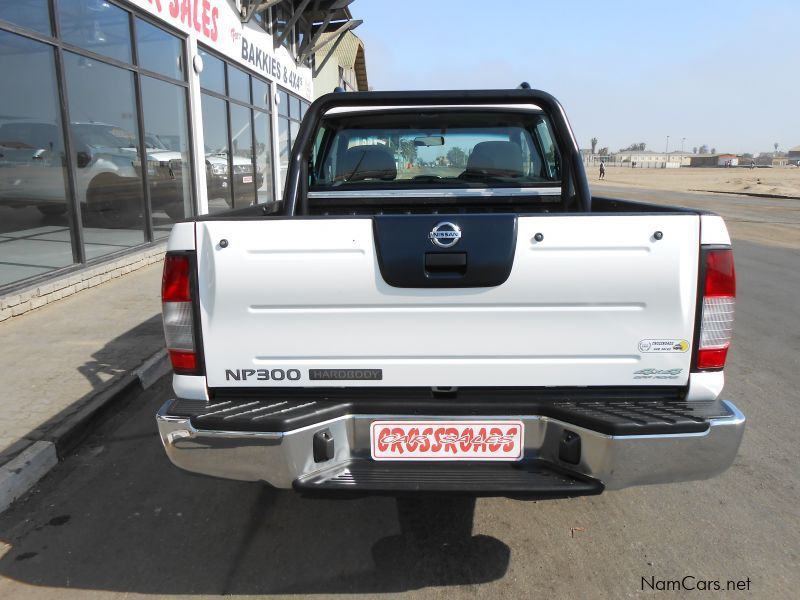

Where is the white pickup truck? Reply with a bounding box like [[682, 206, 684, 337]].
[[156, 88, 744, 499]]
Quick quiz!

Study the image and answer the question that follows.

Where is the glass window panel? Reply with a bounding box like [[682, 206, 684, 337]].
[[201, 93, 231, 213], [0, 30, 75, 288], [295, 24, 305, 56], [63, 51, 145, 255], [135, 18, 183, 81], [272, 6, 291, 51], [278, 117, 289, 188], [290, 96, 300, 120], [289, 120, 299, 150], [198, 48, 224, 94], [253, 111, 273, 204], [227, 66, 250, 104], [300, 101, 309, 120], [0, 0, 52, 35], [252, 78, 269, 111], [278, 90, 289, 117], [141, 76, 192, 239], [254, 10, 270, 34], [59, 0, 132, 64], [229, 104, 255, 208]]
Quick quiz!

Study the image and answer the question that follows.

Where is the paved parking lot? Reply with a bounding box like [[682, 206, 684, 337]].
[[0, 198, 797, 598]]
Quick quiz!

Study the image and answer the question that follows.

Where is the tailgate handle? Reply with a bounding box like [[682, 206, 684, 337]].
[[425, 252, 467, 276]]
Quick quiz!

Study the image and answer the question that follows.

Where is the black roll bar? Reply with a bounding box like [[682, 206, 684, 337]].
[[283, 89, 591, 215]]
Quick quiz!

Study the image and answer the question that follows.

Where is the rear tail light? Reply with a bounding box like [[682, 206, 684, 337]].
[[162, 253, 200, 374], [697, 249, 736, 369]]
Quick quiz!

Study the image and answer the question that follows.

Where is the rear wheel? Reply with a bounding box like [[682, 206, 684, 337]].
[[163, 202, 186, 220], [85, 175, 142, 228], [36, 205, 68, 217]]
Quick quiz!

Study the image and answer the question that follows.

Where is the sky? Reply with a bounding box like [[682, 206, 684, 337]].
[[354, 0, 800, 155]]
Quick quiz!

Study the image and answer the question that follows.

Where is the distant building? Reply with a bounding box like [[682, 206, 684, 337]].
[[668, 151, 693, 166], [788, 145, 800, 165], [773, 157, 789, 167], [689, 154, 738, 167], [313, 31, 369, 98], [756, 152, 789, 167], [615, 150, 690, 168]]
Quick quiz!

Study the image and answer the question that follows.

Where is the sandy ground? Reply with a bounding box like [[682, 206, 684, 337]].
[[590, 185, 800, 250], [590, 166, 800, 198]]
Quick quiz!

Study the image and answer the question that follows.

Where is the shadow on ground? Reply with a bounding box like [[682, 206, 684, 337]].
[[75, 314, 163, 390], [0, 376, 509, 595]]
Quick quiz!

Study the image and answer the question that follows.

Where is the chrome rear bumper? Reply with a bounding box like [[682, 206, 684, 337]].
[[156, 399, 744, 492]]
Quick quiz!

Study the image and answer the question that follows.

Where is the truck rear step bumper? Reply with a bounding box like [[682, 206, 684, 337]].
[[294, 460, 603, 497], [156, 399, 744, 494]]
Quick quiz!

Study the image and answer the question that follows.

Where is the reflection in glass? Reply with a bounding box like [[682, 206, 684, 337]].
[[136, 18, 184, 81], [141, 76, 192, 238], [230, 104, 255, 208], [0, 30, 74, 288], [227, 66, 250, 104], [290, 121, 299, 152], [252, 78, 269, 110], [278, 90, 289, 117], [201, 93, 231, 213], [272, 5, 291, 51], [0, 0, 52, 35], [253, 111, 274, 204], [278, 118, 290, 188], [63, 52, 145, 254], [290, 96, 300, 119], [198, 48, 224, 94], [58, 0, 132, 64]]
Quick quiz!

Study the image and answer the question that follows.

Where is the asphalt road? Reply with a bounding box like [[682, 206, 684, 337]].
[[0, 193, 798, 598]]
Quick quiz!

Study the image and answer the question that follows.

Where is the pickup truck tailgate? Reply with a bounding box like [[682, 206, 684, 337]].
[[195, 214, 700, 388]]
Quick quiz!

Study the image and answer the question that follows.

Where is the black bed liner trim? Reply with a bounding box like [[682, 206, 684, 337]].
[[188, 196, 709, 221]]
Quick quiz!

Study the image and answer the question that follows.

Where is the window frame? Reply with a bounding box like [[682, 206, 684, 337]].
[[276, 85, 310, 192], [309, 110, 563, 191], [197, 44, 274, 210]]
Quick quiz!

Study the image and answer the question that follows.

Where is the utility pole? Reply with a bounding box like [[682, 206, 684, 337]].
[[681, 137, 685, 153], [666, 135, 670, 154]]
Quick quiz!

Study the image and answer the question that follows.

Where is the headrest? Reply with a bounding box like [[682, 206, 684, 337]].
[[336, 144, 397, 181], [466, 141, 524, 177]]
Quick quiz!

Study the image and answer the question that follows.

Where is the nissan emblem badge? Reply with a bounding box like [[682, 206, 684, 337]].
[[429, 222, 462, 248]]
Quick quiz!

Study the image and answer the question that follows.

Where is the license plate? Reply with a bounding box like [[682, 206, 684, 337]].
[[370, 420, 524, 461], [242, 175, 253, 183]]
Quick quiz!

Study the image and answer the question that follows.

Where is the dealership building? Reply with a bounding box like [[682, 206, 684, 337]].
[[0, 0, 366, 302]]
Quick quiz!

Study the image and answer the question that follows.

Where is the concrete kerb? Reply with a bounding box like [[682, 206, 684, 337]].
[[0, 349, 170, 514], [689, 189, 800, 201]]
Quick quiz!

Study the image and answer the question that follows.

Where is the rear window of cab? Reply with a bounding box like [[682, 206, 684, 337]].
[[310, 110, 561, 190]]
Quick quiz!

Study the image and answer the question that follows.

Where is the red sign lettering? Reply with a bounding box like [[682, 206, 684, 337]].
[[165, 0, 217, 42]]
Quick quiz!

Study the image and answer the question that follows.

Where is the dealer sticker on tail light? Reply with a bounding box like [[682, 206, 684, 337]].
[[370, 420, 524, 461]]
